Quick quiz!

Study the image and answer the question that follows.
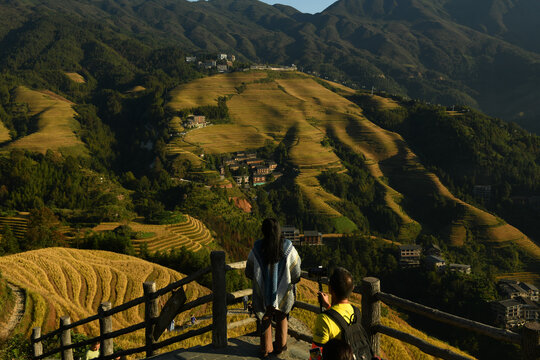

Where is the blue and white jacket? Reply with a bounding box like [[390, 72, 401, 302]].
[[245, 239, 301, 319]]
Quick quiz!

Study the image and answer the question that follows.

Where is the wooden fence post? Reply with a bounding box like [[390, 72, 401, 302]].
[[99, 302, 114, 358], [361, 277, 381, 356], [32, 327, 43, 359], [144, 281, 159, 357], [211, 251, 227, 348], [521, 322, 540, 360], [60, 316, 73, 360]]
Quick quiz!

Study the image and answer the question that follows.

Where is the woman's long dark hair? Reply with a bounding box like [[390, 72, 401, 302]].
[[261, 218, 284, 264]]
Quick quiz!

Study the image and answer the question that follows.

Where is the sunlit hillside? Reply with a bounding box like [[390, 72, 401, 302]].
[[0, 248, 211, 352], [166, 71, 539, 261], [0, 87, 87, 156]]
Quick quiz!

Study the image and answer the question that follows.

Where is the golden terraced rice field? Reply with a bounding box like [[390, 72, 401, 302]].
[[166, 71, 539, 252], [0, 248, 212, 354], [91, 215, 214, 254]]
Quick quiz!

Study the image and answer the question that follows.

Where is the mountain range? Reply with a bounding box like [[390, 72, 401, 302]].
[[1, 0, 539, 132]]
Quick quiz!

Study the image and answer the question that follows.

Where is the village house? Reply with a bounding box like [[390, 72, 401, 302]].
[[521, 282, 539, 301], [268, 161, 278, 171], [448, 263, 471, 274], [246, 159, 264, 166], [233, 175, 249, 186], [282, 226, 300, 245], [399, 244, 422, 268], [492, 299, 525, 328], [217, 64, 228, 73], [183, 115, 207, 129], [303, 230, 323, 245], [425, 255, 446, 271], [425, 244, 442, 257], [218, 53, 228, 60], [255, 165, 271, 175], [185, 56, 197, 62], [252, 175, 266, 186], [521, 298, 540, 322]]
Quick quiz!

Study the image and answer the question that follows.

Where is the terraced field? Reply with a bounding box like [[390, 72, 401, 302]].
[[91, 215, 214, 254], [0, 213, 29, 239], [166, 71, 540, 257], [0, 87, 87, 156], [496, 272, 540, 287], [0, 248, 212, 352]]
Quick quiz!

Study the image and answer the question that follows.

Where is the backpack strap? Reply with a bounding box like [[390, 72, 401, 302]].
[[324, 308, 351, 334], [324, 305, 373, 357]]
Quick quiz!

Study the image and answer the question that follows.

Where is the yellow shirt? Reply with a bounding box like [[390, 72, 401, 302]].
[[312, 303, 354, 345], [85, 349, 100, 360]]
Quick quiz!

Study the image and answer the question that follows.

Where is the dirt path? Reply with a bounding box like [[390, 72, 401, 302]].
[[0, 283, 25, 339]]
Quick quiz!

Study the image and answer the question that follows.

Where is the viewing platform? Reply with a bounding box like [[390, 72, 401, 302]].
[[148, 334, 309, 360]]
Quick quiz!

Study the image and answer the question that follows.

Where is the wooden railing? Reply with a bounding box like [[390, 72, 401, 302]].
[[293, 276, 540, 360], [31, 251, 254, 360], [31, 254, 540, 360]]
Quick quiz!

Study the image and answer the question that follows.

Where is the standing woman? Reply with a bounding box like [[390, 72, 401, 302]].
[[245, 218, 302, 357]]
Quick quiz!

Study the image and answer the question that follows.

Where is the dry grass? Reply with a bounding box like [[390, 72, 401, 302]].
[[184, 125, 271, 154], [0, 248, 212, 355], [369, 94, 401, 110], [168, 72, 267, 110], [64, 72, 85, 84], [0, 120, 11, 143], [1, 87, 87, 156]]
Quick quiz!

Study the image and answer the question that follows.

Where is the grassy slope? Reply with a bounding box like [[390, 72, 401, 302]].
[[166, 71, 540, 260], [0, 248, 212, 352], [1, 86, 87, 156], [64, 72, 85, 84], [0, 120, 10, 143], [293, 278, 476, 360]]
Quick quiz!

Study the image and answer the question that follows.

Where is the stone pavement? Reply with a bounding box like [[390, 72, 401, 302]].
[[147, 334, 310, 360]]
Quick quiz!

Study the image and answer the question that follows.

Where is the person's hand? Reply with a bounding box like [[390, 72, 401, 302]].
[[317, 291, 330, 310]]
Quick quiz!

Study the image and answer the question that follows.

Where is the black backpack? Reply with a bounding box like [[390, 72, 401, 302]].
[[325, 305, 373, 360]]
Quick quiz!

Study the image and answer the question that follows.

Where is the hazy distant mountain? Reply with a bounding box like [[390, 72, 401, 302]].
[[1, 0, 539, 131]]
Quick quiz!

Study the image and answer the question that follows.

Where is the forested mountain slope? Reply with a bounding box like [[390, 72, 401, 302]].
[[2, 0, 539, 132]]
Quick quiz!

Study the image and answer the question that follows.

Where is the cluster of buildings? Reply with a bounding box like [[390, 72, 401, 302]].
[[183, 115, 208, 129], [281, 226, 322, 246], [399, 244, 471, 274], [491, 279, 539, 329], [221, 152, 282, 187], [248, 64, 298, 71], [186, 53, 236, 72]]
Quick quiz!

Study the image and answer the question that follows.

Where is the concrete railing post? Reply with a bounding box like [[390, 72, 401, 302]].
[[32, 327, 43, 359], [143, 282, 159, 357], [211, 251, 227, 348], [60, 316, 73, 360], [99, 302, 114, 358], [361, 277, 381, 356], [521, 322, 540, 360]]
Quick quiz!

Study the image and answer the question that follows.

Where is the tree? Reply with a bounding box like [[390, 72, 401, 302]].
[[0, 225, 19, 255]]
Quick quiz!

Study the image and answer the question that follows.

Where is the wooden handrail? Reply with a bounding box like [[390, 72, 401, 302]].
[[376, 291, 522, 344]]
